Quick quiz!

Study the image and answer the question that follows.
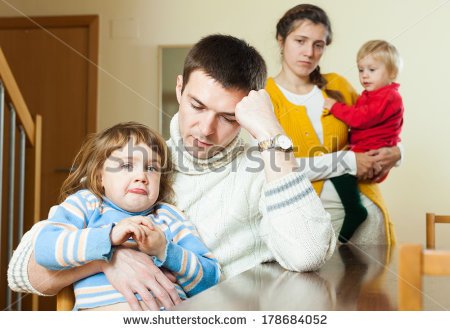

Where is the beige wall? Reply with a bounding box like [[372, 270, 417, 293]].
[[1, 0, 449, 247]]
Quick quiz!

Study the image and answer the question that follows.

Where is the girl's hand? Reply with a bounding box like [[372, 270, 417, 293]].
[[135, 226, 167, 261], [324, 98, 336, 110], [110, 216, 155, 246]]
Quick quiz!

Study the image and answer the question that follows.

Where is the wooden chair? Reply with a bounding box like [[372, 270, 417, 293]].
[[57, 285, 75, 311], [426, 213, 450, 249], [398, 244, 450, 310]]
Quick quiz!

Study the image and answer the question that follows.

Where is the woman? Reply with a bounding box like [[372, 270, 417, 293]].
[[267, 4, 400, 244]]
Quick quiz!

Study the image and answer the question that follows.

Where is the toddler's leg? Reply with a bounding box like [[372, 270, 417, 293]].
[[330, 175, 368, 243]]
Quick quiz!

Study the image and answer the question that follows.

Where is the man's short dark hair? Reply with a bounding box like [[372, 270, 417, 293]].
[[181, 34, 267, 93]]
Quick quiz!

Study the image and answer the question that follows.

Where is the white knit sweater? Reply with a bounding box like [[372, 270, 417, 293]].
[[167, 113, 335, 279], [8, 114, 336, 294]]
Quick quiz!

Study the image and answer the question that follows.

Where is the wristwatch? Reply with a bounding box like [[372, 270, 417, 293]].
[[258, 134, 293, 152]]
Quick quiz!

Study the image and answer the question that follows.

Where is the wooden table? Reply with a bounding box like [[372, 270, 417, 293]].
[[174, 244, 450, 310]]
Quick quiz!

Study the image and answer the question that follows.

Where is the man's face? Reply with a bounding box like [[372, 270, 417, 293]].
[[176, 70, 246, 159]]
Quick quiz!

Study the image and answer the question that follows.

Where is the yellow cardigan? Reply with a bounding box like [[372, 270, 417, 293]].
[[266, 73, 395, 244]]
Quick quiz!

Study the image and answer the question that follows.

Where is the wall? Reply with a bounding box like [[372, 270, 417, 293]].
[[1, 0, 449, 247]]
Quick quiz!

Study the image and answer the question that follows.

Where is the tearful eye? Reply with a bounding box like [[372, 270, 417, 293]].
[[146, 165, 157, 172], [121, 163, 133, 170]]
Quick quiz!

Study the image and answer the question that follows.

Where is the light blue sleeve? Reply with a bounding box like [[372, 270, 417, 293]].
[[34, 191, 114, 270]]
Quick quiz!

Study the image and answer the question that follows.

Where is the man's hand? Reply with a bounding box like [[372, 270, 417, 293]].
[[102, 247, 181, 311], [235, 90, 284, 141], [235, 89, 299, 182]]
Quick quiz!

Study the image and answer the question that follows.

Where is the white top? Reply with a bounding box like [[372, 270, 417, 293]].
[[277, 85, 325, 143]]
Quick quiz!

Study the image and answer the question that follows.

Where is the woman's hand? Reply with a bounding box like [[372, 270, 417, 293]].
[[367, 146, 401, 182], [102, 247, 181, 311], [355, 146, 401, 182], [355, 152, 381, 181]]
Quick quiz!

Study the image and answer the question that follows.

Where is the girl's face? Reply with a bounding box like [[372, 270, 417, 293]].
[[101, 140, 161, 212], [279, 20, 328, 80], [358, 54, 392, 92]]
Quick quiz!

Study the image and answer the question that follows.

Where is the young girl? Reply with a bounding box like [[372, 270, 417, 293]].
[[33, 122, 220, 310], [324, 40, 404, 242]]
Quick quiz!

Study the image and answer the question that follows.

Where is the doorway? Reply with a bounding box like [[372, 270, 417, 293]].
[[158, 45, 191, 140]]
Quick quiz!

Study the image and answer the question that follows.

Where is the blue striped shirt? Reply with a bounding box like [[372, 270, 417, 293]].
[[34, 190, 220, 310]]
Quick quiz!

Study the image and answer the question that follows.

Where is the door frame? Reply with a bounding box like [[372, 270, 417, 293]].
[[0, 15, 99, 132]]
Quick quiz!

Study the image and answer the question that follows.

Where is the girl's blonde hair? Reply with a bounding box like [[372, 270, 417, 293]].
[[357, 40, 402, 80], [59, 122, 173, 204]]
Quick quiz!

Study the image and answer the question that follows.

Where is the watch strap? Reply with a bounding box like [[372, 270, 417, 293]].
[[258, 134, 293, 152]]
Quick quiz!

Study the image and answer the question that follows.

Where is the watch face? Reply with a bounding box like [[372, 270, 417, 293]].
[[276, 135, 293, 149]]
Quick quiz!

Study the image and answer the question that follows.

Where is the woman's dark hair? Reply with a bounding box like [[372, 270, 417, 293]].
[[276, 4, 344, 102]]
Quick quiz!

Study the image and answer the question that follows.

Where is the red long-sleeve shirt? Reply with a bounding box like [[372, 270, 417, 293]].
[[330, 83, 404, 152]]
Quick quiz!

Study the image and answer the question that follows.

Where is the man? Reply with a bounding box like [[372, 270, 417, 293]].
[[9, 35, 335, 310]]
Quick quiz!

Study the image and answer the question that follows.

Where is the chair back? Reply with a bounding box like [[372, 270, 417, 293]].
[[57, 285, 75, 311], [398, 244, 450, 310], [426, 213, 450, 249]]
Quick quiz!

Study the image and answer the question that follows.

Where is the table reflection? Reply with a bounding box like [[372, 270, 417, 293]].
[[319, 244, 394, 310], [174, 244, 450, 311]]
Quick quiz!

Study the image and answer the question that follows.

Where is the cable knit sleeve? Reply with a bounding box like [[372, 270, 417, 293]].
[[8, 222, 48, 295], [259, 171, 336, 272]]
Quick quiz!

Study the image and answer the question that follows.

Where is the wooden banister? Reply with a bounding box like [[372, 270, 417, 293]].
[[33, 114, 42, 223], [0, 48, 35, 146], [0, 46, 42, 311]]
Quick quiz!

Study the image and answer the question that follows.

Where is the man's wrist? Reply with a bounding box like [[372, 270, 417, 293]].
[[88, 259, 107, 274], [255, 127, 284, 142]]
